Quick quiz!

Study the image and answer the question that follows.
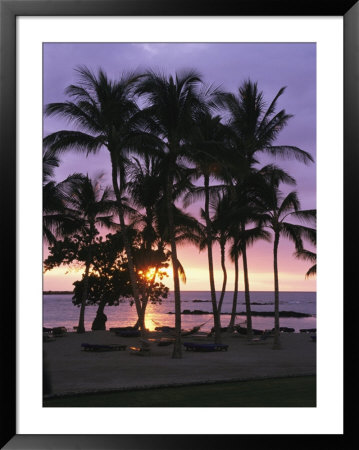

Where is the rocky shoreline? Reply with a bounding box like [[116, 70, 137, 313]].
[[168, 309, 312, 318]]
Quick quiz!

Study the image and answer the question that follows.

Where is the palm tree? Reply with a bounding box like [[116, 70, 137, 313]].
[[126, 154, 164, 251], [255, 168, 316, 348], [210, 192, 232, 315], [44, 66, 154, 330], [228, 204, 271, 335], [127, 154, 201, 333], [225, 169, 289, 335], [136, 70, 208, 358], [217, 80, 314, 338], [185, 113, 234, 344], [61, 173, 117, 333]]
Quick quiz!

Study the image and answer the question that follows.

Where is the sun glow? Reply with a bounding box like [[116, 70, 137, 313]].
[[145, 267, 156, 280], [137, 267, 156, 280], [138, 267, 170, 282]]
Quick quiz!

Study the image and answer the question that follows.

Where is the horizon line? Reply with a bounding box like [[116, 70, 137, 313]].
[[43, 289, 316, 293]]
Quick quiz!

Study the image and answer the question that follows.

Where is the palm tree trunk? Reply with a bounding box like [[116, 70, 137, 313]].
[[204, 174, 221, 344], [241, 242, 253, 339], [229, 252, 239, 330], [77, 250, 91, 334], [134, 267, 159, 331], [273, 233, 281, 349], [166, 172, 182, 359], [110, 153, 143, 332], [218, 238, 227, 314], [137, 300, 147, 331]]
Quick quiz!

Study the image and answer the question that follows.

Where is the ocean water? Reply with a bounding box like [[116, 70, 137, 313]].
[[43, 291, 316, 333]]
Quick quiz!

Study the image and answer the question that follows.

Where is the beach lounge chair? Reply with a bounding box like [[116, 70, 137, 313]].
[[115, 329, 141, 337], [183, 342, 228, 352], [129, 338, 153, 355], [81, 343, 127, 352], [129, 346, 151, 355], [148, 337, 175, 347]]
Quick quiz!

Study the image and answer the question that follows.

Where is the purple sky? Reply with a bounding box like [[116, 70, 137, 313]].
[[43, 43, 316, 291]]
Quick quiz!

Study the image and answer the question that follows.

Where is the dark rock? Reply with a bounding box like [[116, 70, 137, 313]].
[[272, 327, 295, 333], [236, 325, 265, 335], [168, 310, 311, 318], [208, 326, 229, 336], [155, 326, 175, 333], [238, 311, 310, 318], [182, 309, 210, 315], [91, 312, 107, 331]]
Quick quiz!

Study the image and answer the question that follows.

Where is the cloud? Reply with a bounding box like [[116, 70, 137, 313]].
[[134, 43, 159, 55]]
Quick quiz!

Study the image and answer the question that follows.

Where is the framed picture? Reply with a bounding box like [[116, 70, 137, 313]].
[[1, 0, 356, 448]]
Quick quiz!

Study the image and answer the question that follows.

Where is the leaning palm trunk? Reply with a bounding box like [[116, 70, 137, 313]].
[[166, 173, 182, 358], [218, 238, 227, 314], [110, 155, 143, 333], [229, 252, 239, 330], [135, 299, 147, 332], [241, 242, 253, 339], [204, 175, 222, 344], [133, 287, 147, 331], [273, 233, 281, 349]]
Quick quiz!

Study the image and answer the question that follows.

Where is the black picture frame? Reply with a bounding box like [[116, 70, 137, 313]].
[[1, 0, 356, 448]]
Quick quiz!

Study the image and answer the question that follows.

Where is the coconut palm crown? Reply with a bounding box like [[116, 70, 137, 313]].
[[218, 79, 314, 169]]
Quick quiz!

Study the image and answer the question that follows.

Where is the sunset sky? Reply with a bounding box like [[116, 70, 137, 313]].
[[43, 42, 316, 292]]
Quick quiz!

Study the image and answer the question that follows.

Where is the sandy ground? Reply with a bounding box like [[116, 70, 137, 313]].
[[44, 330, 316, 396]]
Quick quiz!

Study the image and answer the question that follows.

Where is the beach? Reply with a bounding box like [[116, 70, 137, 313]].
[[44, 330, 316, 397]]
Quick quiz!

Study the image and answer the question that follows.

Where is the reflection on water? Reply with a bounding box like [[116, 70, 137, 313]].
[[43, 291, 316, 333], [144, 310, 158, 332]]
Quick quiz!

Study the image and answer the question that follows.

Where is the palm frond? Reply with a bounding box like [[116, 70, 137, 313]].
[[264, 145, 314, 165], [288, 209, 316, 227], [294, 248, 316, 263], [44, 131, 104, 155], [177, 260, 187, 284], [278, 191, 300, 216], [305, 264, 316, 278]]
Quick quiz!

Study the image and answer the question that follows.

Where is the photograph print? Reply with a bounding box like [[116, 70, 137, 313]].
[[42, 42, 316, 407]]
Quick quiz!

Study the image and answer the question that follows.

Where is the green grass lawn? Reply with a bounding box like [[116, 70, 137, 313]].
[[44, 376, 316, 407]]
